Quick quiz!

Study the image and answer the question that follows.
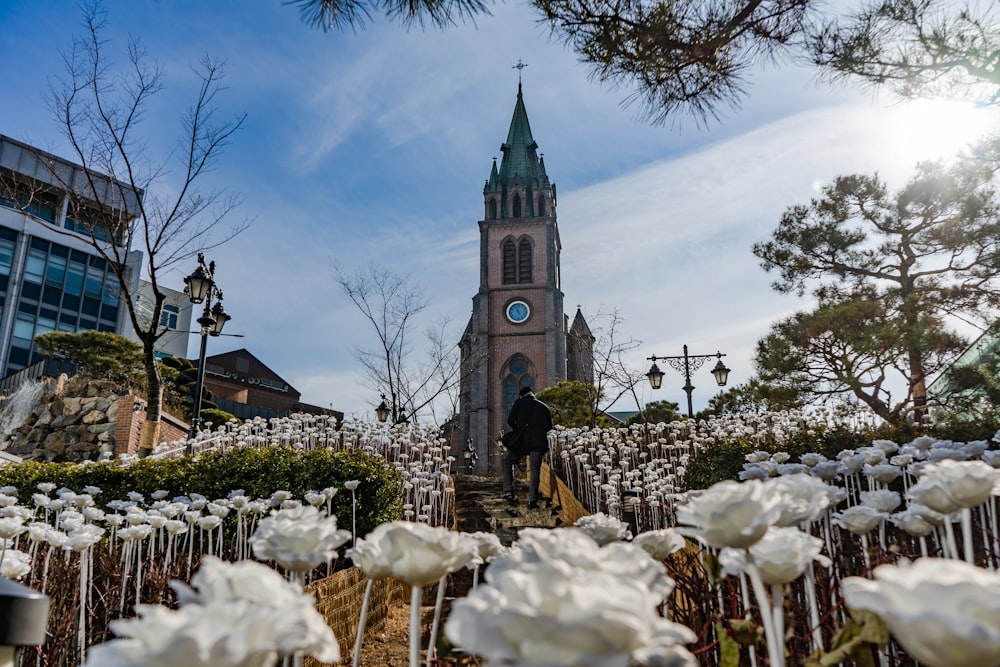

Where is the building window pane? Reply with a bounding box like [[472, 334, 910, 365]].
[[160, 304, 179, 330]]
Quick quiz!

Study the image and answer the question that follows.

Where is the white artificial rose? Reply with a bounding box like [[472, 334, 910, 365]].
[[466, 531, 503, 562], [720, 527, 829, 586], [863, 463, 902, 486], [907, 460, 1000, 513], [632, 529, 687, 561], [489, 528, 676, 600], [446, 560, 694, 667], [859, 490, 901, 513], [0, 548, 30, 579], [346, 538, 394, 580], [85, 601, 286, 667], [249, 504, 351, 573], [832, 505, 885, 536], [168, 557, 339, 663], [576, 512, 631, 545], [810, 461, 841, 482], [361, 520, 479, 587], [889, 506, 942, 537], [0, 516, 26, 540], [842, 558, 1000, 667], [765, 474, 833, 527], [676, 480, 782, 549]]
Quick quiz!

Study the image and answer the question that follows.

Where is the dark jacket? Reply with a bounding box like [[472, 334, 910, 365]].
[[507, 393, 554, 453]]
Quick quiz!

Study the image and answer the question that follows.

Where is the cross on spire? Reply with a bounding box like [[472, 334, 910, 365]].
[[513, 59, 528, 84]]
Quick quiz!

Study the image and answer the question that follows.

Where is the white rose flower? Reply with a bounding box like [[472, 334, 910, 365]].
[[842, 558, 1000, 667], [0, 548, 30, 579], [490, 528, 676, 600], [169, 556, 339, 663], [631, 529, 687, 561], [676, 480, 782, 549], [347, 538, 394, 580], [832, 505, 885, 536], [64, 524, 104, 551], [466, 531, 503, 562], [799, 452, 827, 467], [863, 463, 902, 486], [250, 504, 351, 573], [446, 560, 694, 667], [359, 520, 479, 587], [766, 474, 832, 527], [907, 460, 1000, 513], [0, 516, 26, 540], [860, 490, 902, 513], [889, 506, 942, 537], [810, 461, 841, 482], [720, 527, 829, 585], [576, 512, 631, 545]]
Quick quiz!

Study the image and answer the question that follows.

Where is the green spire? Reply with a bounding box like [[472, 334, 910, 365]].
[[495, 84, 549, 190]]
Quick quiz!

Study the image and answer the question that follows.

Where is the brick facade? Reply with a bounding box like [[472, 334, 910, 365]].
[[458, 86, 592, 473], [113, 393, 189, 457]]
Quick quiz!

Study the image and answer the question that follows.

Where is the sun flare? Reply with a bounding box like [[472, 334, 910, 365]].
[[885, 98, 997, 164]]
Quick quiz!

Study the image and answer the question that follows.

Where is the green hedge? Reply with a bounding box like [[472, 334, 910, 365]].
[[0, 446, 402, 540], [681, 416, 1000, 491]]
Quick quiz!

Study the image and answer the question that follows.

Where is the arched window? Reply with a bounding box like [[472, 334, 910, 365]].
[[537, 196, 546, 216], [502, 356, 535, 419], [518, 239, 532, 283], [512, 193, 522, 218], [502, 239, 517, 284], [488, 198, 498, 219]]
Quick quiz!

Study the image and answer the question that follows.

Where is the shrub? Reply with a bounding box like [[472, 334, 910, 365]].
[[0, 446, 402, 542]]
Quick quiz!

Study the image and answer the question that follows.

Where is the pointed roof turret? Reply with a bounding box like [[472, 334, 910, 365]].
[[570, 307, 594, 341], [496, 84, 550, 190], [484, 157, 501, 194]]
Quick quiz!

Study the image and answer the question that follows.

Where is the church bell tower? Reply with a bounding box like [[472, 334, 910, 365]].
[[459, 83, 591, 473]]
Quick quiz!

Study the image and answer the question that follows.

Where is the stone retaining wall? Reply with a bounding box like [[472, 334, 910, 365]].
[[0, 375, 189, 462]]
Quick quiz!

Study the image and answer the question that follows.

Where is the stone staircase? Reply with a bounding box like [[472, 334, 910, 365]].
[[452, 473, 562, 544], [447, 472, 564, 599]]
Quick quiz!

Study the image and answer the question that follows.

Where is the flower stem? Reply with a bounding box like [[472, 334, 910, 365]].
[[353, 579, 374, 667], [746, 562, 783, 667], [426, 576, 448, 667], [409, 585, 422, 667], [961, 507, 974, 565]]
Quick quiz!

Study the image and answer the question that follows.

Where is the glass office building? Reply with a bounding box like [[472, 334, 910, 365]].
[[0, 134, 138, 376]]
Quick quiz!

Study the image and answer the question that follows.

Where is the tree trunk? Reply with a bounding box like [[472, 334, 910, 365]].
[[137, 346, 164, 458]]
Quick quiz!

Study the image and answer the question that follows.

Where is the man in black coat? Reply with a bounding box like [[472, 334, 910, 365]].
[[502, 385, 554, 509]]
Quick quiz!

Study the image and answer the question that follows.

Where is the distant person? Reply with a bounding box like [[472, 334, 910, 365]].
[[502, 385, 554, 509]]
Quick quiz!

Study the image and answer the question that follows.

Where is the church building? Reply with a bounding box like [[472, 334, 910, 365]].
[[458, 84, 594, 473]]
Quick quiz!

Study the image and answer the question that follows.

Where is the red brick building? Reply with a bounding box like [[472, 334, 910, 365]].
[[199, 348, 338, 419]]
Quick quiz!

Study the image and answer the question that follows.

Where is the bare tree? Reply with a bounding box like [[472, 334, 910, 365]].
[[43, 3, 248, 455], [588, 308, 646, 427], [333, 262, 484, 423]]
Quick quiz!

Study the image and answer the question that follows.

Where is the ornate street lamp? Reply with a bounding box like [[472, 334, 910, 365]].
[[375, 396, 390, 423], [184, 253, 231, 451], [375, 392, 409, 424], [646, 345, 730, 418]]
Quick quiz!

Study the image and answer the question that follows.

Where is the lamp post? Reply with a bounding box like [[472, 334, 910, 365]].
[[375, 392, 409, 425], [646, 345, 730, 418], [184, 253, 231, 451], [462, 439, 478, 474]]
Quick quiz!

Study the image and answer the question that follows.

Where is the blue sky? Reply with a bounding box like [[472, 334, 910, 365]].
[[0, 1, 996, 421]]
